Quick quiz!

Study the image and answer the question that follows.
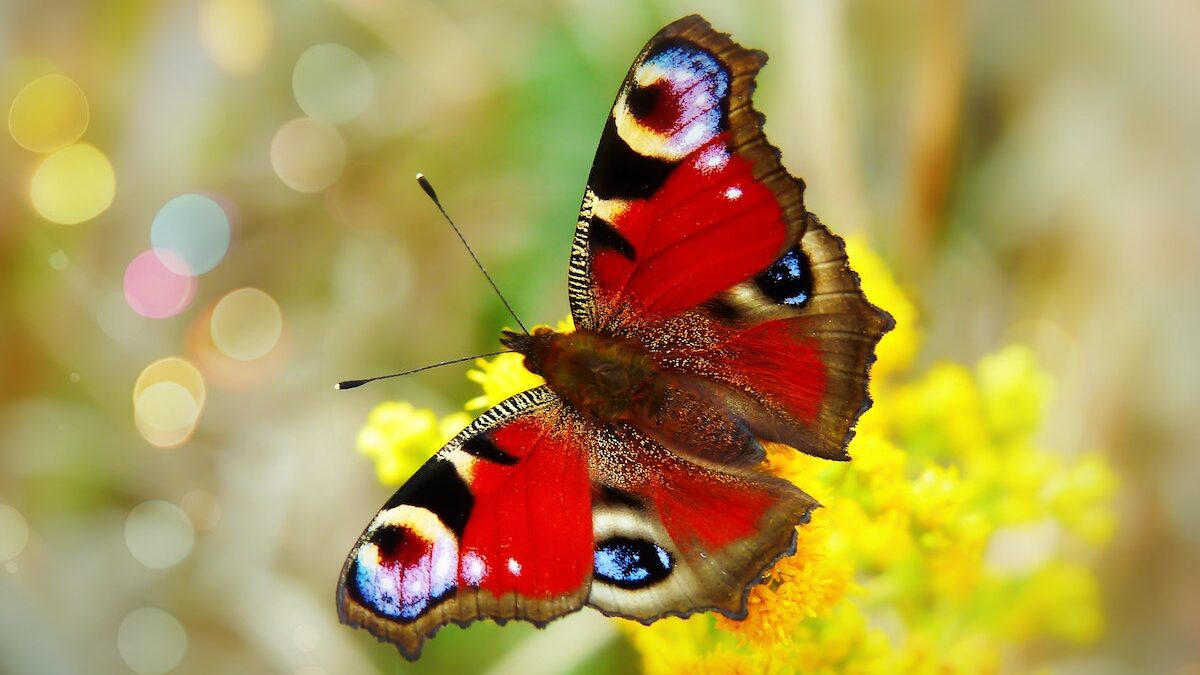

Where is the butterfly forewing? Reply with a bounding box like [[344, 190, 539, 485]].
[[568, 15, 806, 331]]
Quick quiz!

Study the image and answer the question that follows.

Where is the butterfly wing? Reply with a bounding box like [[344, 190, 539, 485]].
[[340, 387, 818, 657], [567, 15, 892, 463], [585, 423, 818, 621], [337, 386, 593, 659], [567, 14, 802, 329]]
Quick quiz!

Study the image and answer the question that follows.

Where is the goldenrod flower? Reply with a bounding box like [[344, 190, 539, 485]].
[[355, 402, 469, 485], [465, 317, 572, 409], [465, 352, 545, 410]]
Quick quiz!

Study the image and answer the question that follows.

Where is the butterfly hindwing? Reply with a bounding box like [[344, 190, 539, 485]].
[[585, 424, 818, 621], [694, 210, 895, 459], [337, 386, 593, 659], [339, 388, 820, 658]]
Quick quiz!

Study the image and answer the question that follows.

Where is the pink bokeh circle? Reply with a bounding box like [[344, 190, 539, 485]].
[[123, 250, 196, 319]]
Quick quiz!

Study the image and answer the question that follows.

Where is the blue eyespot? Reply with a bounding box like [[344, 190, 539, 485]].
[[349, 522, 458, 622], [646, 46, 729, 99], [594, 537, 673, 589], [755, 246, 812, 307]]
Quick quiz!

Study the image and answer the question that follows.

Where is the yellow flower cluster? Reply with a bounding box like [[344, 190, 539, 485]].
[[353, 242, 1116, 673], [356, 402, 470, 485], [354, 316, 573, 483]]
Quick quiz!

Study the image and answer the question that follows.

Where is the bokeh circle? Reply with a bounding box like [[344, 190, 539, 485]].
[[133, 357, 206, 448], [124, 500, 195, 569], [199, 0, 273, 75], [0, 505, 30, 561], [117, 608, 188, 675], [30, 143, 115, 224], [292, 43, 374, 124], [8, 74, 89, 152], [270, 118, 346, 192], [150, 194, 231, 275], [210, 288, 283, 360], [124, 250, 196, 319]]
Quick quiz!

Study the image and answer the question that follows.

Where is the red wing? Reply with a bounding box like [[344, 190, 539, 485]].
[[645, 216, 894, 462], [585, 424, 818, 620], [567, 15, 892, 464], [566, 15, 804, 331], [337, 387, 593, 659]]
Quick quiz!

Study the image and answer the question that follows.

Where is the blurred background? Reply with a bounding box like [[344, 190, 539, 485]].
[[1, 0, 1198, 673]]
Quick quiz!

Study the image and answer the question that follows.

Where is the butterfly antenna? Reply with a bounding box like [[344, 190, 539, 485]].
[[416, 173, 530, 335], [335, 350, 514, 390]]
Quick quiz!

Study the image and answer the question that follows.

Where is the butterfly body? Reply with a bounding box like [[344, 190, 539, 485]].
[[339, 15, 893, 660], [502, 327, 660, 422], [504, 326, 765, 466]]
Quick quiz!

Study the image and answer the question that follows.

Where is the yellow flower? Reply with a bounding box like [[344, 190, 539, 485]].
[[620, 615, 719, 674], [977, 345, 1052, 440], [355, 402, 468, 485], [464, 318, 572, 409], [997, 562, 1105, 644], [845, 237, 918, 382], [465, 352, 544, 410], [890, 362, 990, 462], [717, 513, 851, 646], [1048, 454, 1119, 546]]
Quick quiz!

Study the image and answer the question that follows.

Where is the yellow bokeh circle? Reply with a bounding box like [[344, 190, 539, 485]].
[[210, 287, 283, 360], [8, 74, 89, 152], [199, 0, 273, 75], [0, 505, 29, 562], [133, 357, 206, 448], [269, 117, 346, 192], [30, 143, 116, 224], [135, 382, 198, 433]]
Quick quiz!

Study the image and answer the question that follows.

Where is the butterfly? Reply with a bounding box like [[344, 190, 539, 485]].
[[337, 14, 893, 659]]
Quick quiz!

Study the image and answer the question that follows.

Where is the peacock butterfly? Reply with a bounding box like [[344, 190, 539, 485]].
[[337, 15, 893, 659]]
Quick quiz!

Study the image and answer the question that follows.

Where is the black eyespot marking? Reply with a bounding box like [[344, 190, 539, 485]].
[[381, 458, 473, 536], [589, 216, 636, 261], [594, 537, 673, 589], [589, 117, 675, 200], [462, 434, 519, 466], [369, 523, 417, 558], [755, 245, 812, 308], [627, 82, 661, 120], [700, 296, 741, 323]]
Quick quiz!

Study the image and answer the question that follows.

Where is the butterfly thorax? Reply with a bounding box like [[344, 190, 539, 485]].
[[501, 327, 763, 465], [502, 327, 662, 421]]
